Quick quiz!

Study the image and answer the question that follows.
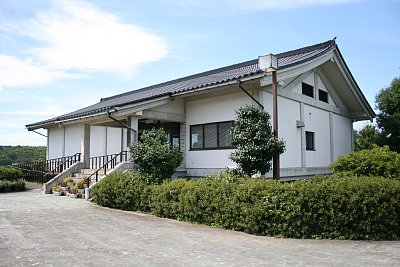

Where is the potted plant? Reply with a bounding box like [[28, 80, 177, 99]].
[[76, 179, 86, 197], [69, 185, 78, 198], [52, 185, 61, 196], [63, 176, 74, 188], [60, 180, 68, 195]]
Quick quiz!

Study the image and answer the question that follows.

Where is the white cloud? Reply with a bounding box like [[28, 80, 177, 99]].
[[0, 104, 72, 118], [0, 0, 169, 89], [22, 0, 168, 74], [0, 55, 71, 90]]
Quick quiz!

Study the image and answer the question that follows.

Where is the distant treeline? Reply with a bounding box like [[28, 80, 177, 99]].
[[0, 146, 46, 166]]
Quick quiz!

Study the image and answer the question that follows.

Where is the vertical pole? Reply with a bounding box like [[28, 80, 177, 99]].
[[272, 71, 280, 180], [81, 124, 91, 169]]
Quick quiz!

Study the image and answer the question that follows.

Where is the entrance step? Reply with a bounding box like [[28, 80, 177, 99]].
[[72, 168, 110, 185]]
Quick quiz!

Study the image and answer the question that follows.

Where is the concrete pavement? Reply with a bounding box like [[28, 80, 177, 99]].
[[1, 188, 399, 266]]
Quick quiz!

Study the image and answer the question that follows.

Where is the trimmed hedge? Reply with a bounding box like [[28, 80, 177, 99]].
[[330, 146, 400, 179], [92, 173, 400, 240], [0, 166, 23, 181], [0, 180, 25, 193], [91, 171, 151, 212]]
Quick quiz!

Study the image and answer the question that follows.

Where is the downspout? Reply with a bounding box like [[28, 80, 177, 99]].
[[107, 110, 137, 134], [30, 130, 47, 138], [237, 80, 264, 110]]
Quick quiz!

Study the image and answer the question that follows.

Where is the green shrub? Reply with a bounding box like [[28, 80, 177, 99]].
[[91, 171, 151, 211], [0, 166, 24, 181], [129, 128, 182, 184], [230, 105, 285, 176], [0, 179, 25, 193], [92, 172, 400, 240], [330, 146, 400, 178]]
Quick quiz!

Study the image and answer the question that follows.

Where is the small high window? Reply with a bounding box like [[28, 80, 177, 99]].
[[302, 83, 314, 98], [319, 89, 328, 103], [306, 131, 315, 151]]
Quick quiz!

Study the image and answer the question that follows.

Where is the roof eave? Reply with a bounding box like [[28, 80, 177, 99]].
[[333, 48, 376, 121], [26, 93, 173, 130]]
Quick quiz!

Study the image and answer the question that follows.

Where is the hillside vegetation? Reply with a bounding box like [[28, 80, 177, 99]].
[[0, 146, 46, 166]]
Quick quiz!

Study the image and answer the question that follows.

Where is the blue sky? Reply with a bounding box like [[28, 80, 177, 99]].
[[0, 0, 399, 146]]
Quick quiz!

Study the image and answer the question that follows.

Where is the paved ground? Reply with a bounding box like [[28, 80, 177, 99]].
[[1, 188, 400, 267]]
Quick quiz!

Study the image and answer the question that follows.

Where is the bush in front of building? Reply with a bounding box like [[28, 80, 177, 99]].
[[229, 105, 285, 176], [92, 172, 400, 240], [330, 145, 400, 179], [129, 128, 182, 184], [0, 166, 23, 181], [91, 171, 151, 211]]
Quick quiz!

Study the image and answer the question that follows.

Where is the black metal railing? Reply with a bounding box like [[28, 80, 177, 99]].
[[86, 151, 128, 187], [11, 153, 82, 184], [89, 151, 128, 169]]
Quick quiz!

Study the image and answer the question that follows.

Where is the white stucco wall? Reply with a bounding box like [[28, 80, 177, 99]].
[[263, 92, 302, 168], [107, 127, 123, 155], [150, 98, 185, 114], [332, 113, 352, 160], [64, 125, 81, 157], [48, 127, 64, 159], [90, 126, 106, 157], [185, 92, 251, 173], [303, 104, 331, 167], [90, 126, 124, 157]]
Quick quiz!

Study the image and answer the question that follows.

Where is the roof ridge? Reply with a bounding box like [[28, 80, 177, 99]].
[[100, 39, 336, 103], [276, 38, 336, 58], [100, 58, 259, 102]]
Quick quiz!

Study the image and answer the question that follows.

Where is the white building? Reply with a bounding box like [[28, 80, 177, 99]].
[[27, 39, 375, 179]]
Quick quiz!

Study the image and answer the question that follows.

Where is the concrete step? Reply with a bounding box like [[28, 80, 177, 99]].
[[80, 168, 109, 175], [73, 172, 90, 179]]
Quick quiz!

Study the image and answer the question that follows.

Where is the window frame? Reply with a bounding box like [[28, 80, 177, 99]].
[[190, 121, 235, 150], [305, 131, 315, 151]]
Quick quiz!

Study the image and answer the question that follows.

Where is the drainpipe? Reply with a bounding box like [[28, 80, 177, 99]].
[[30, 130, 47, 138], [107, 110, 137, 134], [237, 80, 264, 110]]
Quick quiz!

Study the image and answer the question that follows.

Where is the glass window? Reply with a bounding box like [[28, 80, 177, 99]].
[[191, 125, 203, 149], [319, 89, 328, 103], [302, 83, 314, 98], [218, 122, 233, 147], [204, 124, 218, 148], [306, 131, 315, 151], [190, 121, 234, 150]]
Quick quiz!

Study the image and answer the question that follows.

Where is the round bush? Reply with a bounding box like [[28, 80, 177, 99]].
[[330, 146, 400, 178]]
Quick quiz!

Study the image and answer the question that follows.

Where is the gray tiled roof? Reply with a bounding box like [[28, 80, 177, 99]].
[[27, 39, 336, 128]]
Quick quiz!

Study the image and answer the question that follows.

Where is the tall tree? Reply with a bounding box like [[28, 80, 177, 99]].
[[229, 105, 285, 176], [376, 77, 400, 152], [353, 124, 385, 151]]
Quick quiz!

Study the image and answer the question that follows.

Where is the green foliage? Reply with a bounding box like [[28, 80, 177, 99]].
[[0, 146, 46, 166], [0, 166, 23, 181], [229, 105, 285, 176], [0, 180, 25, 193], [353, 124, 386, 151], [330, 146, 400, 178], [93, 171, 400, 240], [376, 77, 400, 152], [91, 171, 151, 211], [129, 128, 182, 184]]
